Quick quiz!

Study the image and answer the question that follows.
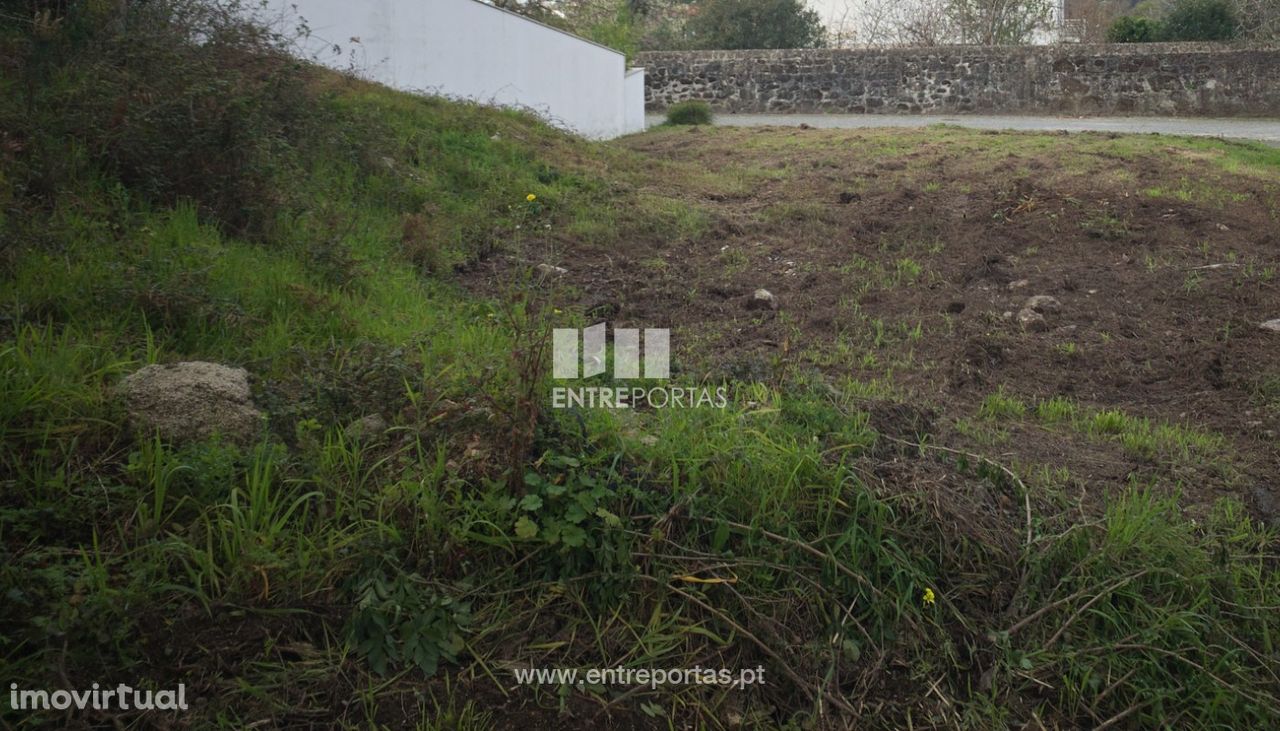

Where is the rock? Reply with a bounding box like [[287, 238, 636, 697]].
[[345, 414, 388, 442], [1017, 308, 1048, 332], [1007, 279, 1030, 290], [536, 263, 567, 277], [1252, 487, 1280, 529], [1260, 319, 1280, 333], [746, 288, 778, 311], [119, 362, 263, 445], [1024, 295, 1062, 314]]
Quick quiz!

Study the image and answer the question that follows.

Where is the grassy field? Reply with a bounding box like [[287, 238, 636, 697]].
[[3, 4, 1280, 730]]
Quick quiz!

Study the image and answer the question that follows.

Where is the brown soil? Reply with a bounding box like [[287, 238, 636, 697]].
[[462, 125, 1280, 520]]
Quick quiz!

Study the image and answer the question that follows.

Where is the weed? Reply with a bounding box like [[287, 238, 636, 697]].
[[980, 388, 1027, 420], [665, 101, 713, 126]]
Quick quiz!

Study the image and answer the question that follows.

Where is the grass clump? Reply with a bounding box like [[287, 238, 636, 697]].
[[979, 387, 1027, 420], [665, 100, 714, 126]]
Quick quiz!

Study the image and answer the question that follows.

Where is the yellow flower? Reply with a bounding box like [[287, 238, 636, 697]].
[[553, 308, 563, 314], [922, 587, 936, 607], [526, 193, 537, 202]]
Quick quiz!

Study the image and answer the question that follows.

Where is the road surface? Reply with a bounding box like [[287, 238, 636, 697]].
[[644, 113, 1280, 146]]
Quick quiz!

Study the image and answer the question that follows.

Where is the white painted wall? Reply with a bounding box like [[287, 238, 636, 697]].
[[257, 0, 644, 139]]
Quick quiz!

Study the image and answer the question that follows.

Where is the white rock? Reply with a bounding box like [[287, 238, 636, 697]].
[[1017, 308, 1048, 332], [746, 289, 778, 311], [1025, 295, 1062, 314]]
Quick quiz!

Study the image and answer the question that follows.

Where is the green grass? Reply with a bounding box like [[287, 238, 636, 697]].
[[2, 7, 1279, 729]]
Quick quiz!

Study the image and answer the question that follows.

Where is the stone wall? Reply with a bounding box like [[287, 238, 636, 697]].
[[637, 44, 1280, 117]]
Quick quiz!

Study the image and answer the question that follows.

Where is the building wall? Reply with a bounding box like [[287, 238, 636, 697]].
[[258, 0, 645, 138], [638, 44, 1280, 117]]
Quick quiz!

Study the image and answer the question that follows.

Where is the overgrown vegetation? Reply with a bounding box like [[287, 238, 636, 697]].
[[664, 100, 714, 125], [3, 2, 1279, 730], [1109, 0, 1241, 42]]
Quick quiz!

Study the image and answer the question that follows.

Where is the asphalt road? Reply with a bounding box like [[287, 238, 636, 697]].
[[645, 113, 1280, 145]]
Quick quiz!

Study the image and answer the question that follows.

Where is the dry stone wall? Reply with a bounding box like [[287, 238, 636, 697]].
[[637, 44, 1280, 117]]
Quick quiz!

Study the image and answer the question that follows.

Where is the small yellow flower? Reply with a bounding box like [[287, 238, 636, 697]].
[[553, 308, 563, 314], [922, 587, 936, 607], [526, 193, 537, 202]]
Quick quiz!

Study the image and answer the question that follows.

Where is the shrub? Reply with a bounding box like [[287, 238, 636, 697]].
[[665, 100, 713, 126], [1107, 15, 1164, 42], [1162, 0, 1239, 41], [2, 0, 337, 238]]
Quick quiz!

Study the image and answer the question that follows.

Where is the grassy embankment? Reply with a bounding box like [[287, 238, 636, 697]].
[[2, 3, 1279, 729]]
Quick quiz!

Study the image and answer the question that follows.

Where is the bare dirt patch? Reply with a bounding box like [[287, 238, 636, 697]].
[[462, 125, 1280, 520]]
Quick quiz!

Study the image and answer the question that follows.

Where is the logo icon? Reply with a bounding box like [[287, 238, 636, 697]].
[[552, 324, 669, 380], [548, 323, 727, 410]]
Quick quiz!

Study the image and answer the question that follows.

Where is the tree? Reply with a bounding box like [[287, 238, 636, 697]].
[[1162, 0, 1239, 40], [684, 0, 826, 49], [946, 0, 1054, 44], [1107, 14, 1163, 40], [1232, 0, 1280, 41], [825, 0, 1053, 47]]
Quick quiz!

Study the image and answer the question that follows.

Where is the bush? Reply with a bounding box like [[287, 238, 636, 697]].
[[1162, 0, 1239, 41], [2, 0, 336, 238], [1107, 15, 1164, 42], [684, 0, 826, 50], [665, 101, 713, 126]]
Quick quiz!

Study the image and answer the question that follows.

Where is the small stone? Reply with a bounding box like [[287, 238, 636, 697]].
[[1253, 487, 1280, 529], [1216, 223, 1230, 231], [1017, 308, 1048, 332], [1260, 319, 1280, 333], [746, 288, 778, 311], [1007, 279, 1030, 290], [1025, 295, 1062, 314], [536, 263, 567, 277]]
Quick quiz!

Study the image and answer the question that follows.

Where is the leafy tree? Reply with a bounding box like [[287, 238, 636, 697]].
[[1107, 15, 1164, 41], [1162, 0, 1239, 40], [684, 0, 826, 49]]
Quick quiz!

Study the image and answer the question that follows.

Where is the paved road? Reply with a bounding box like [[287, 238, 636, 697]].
[[645, 113, 1280, 145]]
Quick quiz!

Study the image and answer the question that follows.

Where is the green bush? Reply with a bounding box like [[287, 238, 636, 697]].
[[1162, 0, 1239, 41], [665, 100, 713, 126], [2, 0, 334, 238], [1107, 15, 1164, 42]]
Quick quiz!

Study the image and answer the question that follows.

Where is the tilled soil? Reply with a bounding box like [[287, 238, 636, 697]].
[[463, 124, 1280, 520]]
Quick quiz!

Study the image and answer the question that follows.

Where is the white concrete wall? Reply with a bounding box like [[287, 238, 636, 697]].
[[624, 68, 647, 135], [258, 0, 644, 139]]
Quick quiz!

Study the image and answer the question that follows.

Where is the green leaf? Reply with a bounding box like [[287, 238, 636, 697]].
[[564, 502, 588, 524], [560, 524, 588, 547], [514, 516, 539, 539], [595, 507, 621, 527], [518, 494, 543, 512]]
